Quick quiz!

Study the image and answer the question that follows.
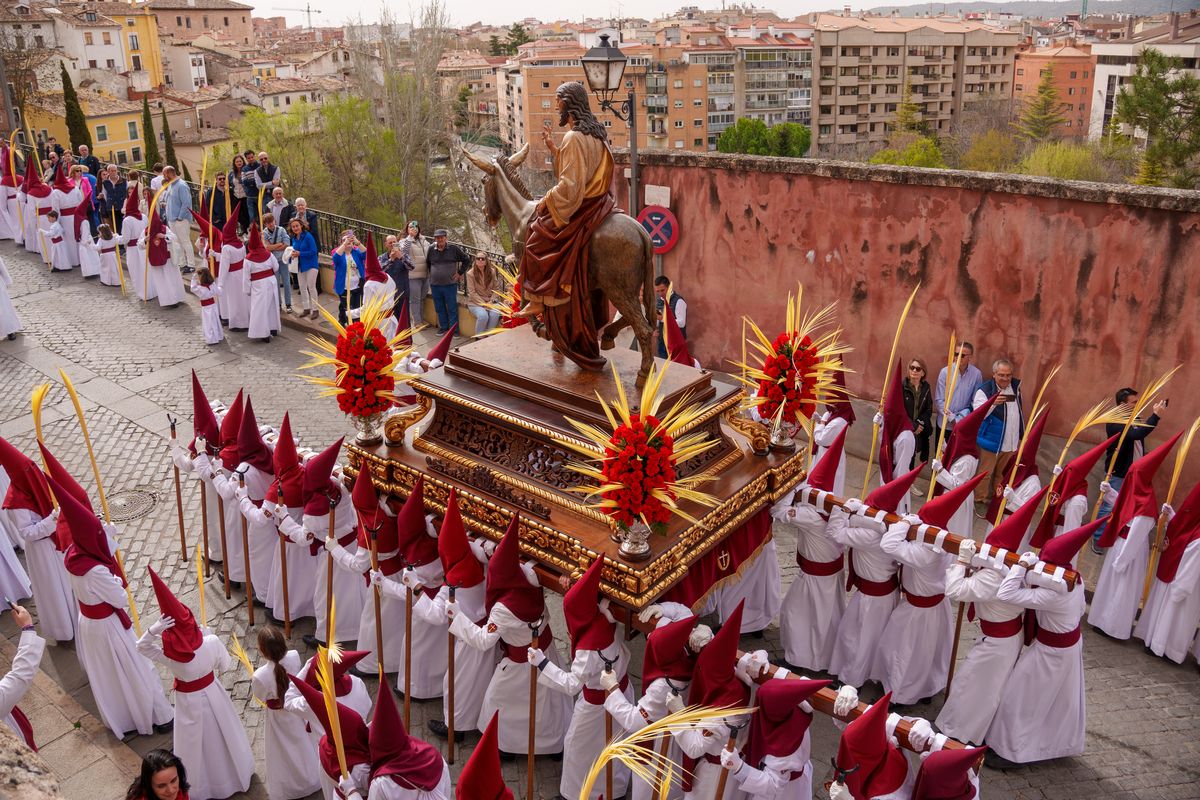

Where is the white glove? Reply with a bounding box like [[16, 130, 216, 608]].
[[666, 692, 685, 714], [598, 598, 616, 624], [149, 616, 175, 636], [276, 504, 290, 520], [338, 776, 361, 799], [1003, 486, 1016, 501], [194, 435, 207, 454], [400, 569, 420, 590], [482, 540, 497, 558], [820, 411, 831, 424], [907, 718, 934, 750], [741, 650, 769, 680], [638, 604, 664, 623], [957, 538, 977, 565], [369, 570, 384, 586], [1161, 503, 1176, 523], [1100, 481, 1112, 495], [445, 599, 459, 621], [1053, 464, 1063, 475], [833, 685, 859, 716], [842, 497, 865, 515], [872, 412, 885, 427], [688, 624, 713, 651], [902, 513, 922, 527], [931, 459, 944, 474], [829, 780, 853, 800], [1019, 551, 1039, 568], [719, 747, 743, 773], [599, 670, 620, 692], [526, 647, 545, 665], [325, 536, 339, 553], [235, 485, 249, 502]]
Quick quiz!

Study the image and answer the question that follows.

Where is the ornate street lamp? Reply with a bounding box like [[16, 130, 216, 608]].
[[581, 33, 638, 215]]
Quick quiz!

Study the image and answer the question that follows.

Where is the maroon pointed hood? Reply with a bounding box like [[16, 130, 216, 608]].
[[939, 397, 993, 466], [147, 207, 171, 267], [245, 221, 271, 263], [827, 363, 856, 425], [52, 161, 74, 193], [686, 600, 749, 709], [426, 324, 455, 364], [986, 486, 1051, 551], [744, 678, 831, 768], [642, 614, 698, 687], [918, 473, 988, 529], [836, 692, 910, 800], [806, 425, 847, 493], [1156, 478, 1200, 583], [0, 437, 54, 520], [303, 438, 344, 516], [0, 146, 14, 189], [396, 299, 413, 348], [302, 650, 369, 696], [1041, 517, 1108, 568], [221, 207, 242, 250], [438, 489, 483, 588], [218, 389, 244, 471], [1030, 433, 1121, 548], [456, 712, 512, 800], [189, 208, 217, 247], [268, 413, 303, 508], [54, 476, 120, 583], [287, 673, 371, 780], [879, 360, 915, 483], [1098, 431, 1182, 548], [352, 465, 398, 554], [664, 300, 692, 365], [37, 440, 92, 552], [865, 461, 925, 515], [563, 557, 615, 654], [123, 187, 142, 221], [23, 156, 49, 198], [364, 233, 387, 283], [147, 567, 204, 662], [484, 513, 543, 623], [911, 746, 984, 800], [985, 412, 1049, 521], [237, 397, 274, 474], [369, 682, 445, 789], [74, 187, 93, 242], [398, 476, 438, 568]]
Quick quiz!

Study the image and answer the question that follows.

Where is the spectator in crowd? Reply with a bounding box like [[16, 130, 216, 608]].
[[204, 171, 233, 233], [126, 169, 147, 217], [45, 137, 63, 159], [42, 151, 59, 184], [380, 234, 409, 319], [253, 152, 281, 217], [161, 166, 194, 275], [934, 341, 983, 443], [77, 145, 100, 183], [653, 275, 686, 358], [229, 154, 251, 233], [903, 356, 934, 469], [332, 228, 364, 325], [971, 359, 1024, 515], [466, 251, 501, 333], [427, 228, 471, 335], [124, 749, 189, 800], [150, 163, 165, 193], [279, 197, 319, 254], [400, 220, 429, 322], [262, 212, 291, 314], [101, 165, 127, 235], [1093, 388, 1167, 552], [266, 188, 290, 231]]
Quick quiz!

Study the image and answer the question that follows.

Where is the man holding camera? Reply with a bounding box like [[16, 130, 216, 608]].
[[971, 359, 1023, 515]]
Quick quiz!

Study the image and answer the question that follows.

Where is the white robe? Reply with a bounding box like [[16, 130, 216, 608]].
[[375, 552, 449, 698], [333, 513, 405, 674], [450, 600, 574, 754], [245, 255, 281, 338], [932, 454, 980, 540], [170, 448, 223, 565], [811, 414, 849, 497], [986, 566, 1087, 763], [411, 578, 493, 731], [76, 220, 100, 277], [38, 222, 71, 272], [0, 459, 21, 549], [122, 215, 155, 301], [137, 632, 255, 800], [606, 675, 690, 800], [69, 561, 173, 736], [284, 656, 372, 754], [10, 509, 76, 642], [770, 495, 844, 671], [935, 562, 1024, 745], [700, 537, 782, 633], [2, 186, 22, 244], [826, 509, 899, 688], [216, 244, 249, 329], [0, 630, 44, 747], [884, 430, 916, 516], [263, 502, 318, 622], [211, 465, 248, 583], [233, 464, 282, 605], [539, 642, 634, 800], [1087, 514, 1155, 639], [989, 475, 1044, 553], [368, 761, 452, 800], [253, 650, 322, 800], [874, 522, 954, 705], [1135, 538, 1200, 663], [190, 278, 224, 345], [0, 510, 31, 603], [362, 277, 398, 341], [0, 256, 21, 338], [140, 229, 188, 307], [85, 235, 122, 286], [730, 728, 813, 800], [51, 186, 82, 266], [28, 194, 51, 260], [676, 717, 748, 800]]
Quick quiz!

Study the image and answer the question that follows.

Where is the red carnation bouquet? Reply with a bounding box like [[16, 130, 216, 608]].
[[602, 413, 676, 533], [503, 281, 529, 329], [757, 332, 820, 426]]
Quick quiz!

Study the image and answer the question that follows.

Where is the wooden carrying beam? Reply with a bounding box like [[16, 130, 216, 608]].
[[798, 487, 1081, 590]]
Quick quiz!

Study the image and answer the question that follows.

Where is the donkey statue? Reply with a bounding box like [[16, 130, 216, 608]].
[[462, 143, 658, 387]]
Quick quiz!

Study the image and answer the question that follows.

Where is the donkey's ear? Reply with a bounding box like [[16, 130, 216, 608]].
[[461, 147, 496, 175], [509, 142, 531, 168]]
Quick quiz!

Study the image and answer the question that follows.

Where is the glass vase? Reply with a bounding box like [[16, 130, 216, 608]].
[[618, 520, 653, 562], [352, 412, 384, 447]]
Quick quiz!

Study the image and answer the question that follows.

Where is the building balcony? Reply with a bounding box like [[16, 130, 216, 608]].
[[706, 63, 735, 72], [857, 113, 869, 120], [708, 122, 732, 132], [981, 54, 992, 62], [858, 74, 871, 82], [857, 131, 869, 140], [745, 99, 787, 109], [859, 55, 872, 63]]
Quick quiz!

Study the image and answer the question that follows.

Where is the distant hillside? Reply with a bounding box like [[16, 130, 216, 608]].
[[866, 0, 1199, 18]]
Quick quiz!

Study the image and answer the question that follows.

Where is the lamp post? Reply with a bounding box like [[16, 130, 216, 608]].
[[581, 33, 638, 216]]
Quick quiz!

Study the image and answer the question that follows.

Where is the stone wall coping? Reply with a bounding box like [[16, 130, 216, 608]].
[[610, 147, 1200, 214]]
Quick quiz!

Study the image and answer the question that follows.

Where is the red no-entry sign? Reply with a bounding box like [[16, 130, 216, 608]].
[[637, 205, 679, 255]]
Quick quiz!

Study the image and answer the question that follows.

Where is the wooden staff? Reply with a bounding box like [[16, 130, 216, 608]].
[[927, 331, 959, 501], [326, 492, 336, 645], [400, 552, 416, 729], [1142, 416, 1200, 607], [650, 681, 685, 796], [277, 522, 292, 638], [599, 655, 618, 800], [945, 600, 967, 695], [712, 718, 750, 800], [366, 520, 386, 679], [168, 415, 187, 561], [528, 615, 544, 800], [200, 481, 210, 577], [217, 494, 231, 598], [446, 579, 463, 764], [238, 470, 254, 625], [991, 368, 1060, 523], [861, 284, 921, 500], [110, 205, 126, 297]]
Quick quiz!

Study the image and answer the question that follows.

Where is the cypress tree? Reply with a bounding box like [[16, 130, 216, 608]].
[[161, 107, 177, 170], [61, 63, 92, 151], [141, 95, 161, 168], [1017, 62, 1068, 142]]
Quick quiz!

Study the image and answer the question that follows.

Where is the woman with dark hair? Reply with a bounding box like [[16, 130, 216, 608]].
[[125, 749, 189, 800], [253, 625, 320, 800], [228, 154, 250, 234], [903, 356, 934, 469]]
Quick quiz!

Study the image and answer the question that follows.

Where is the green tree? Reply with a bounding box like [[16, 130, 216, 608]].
[[455, 84, 472, 129], [160, 107, 176, 170], [140, 95, 161, 168], [889, 77, 925, 138], [1131, 150, 1168, 186], [764, 122, 810, 157], [1113, 47, 1200, 189], [180, 162, 193, 182], [869, 138, 945, 168], [960, 128, 1020, 172], [505, 23, 532, 55], [1019, 141, 1105, 181], [1017, 63, 1067, 142], [61, 63, 91, 151], [488, 35, 505, 57], [716, 117, 769, 155]]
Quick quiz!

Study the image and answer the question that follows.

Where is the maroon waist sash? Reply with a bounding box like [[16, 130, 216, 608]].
[[1035, 625, 1081, 648], [980, 616, 1023, 638], [174, 672, 215, 693], [798, 553, 844, 577], [904, 591, 946, 608], [582, 673, 629, 705], [79, 600, 132, 630], [856, 575, 899, 597], [501, 627, 553, 663]]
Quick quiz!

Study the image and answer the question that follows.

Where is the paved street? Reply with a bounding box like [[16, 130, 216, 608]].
[[0, 240, 1198, 800]]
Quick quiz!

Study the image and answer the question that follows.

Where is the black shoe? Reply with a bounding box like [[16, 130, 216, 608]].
[[498, 750, 516, 762], [1143, 645, 1157, 657], [264, 610, 282, 625], [252, 596, 267, 608], [983, 750, 1022, 770], [207, 558, 223, 567], [302, 634, 322, 649], [347, 665, 377, 681], [168, 303, 181, 309], [221, 319, 229, 327], [181, 267, 194, 275], [548, 751, 563, 762], [749, 629, 764, 640], [153, 720, 174, 734], [427, 719, 466, 742], [1091, 624, 1117, 640], [214, 571, 244, 590], [6, 333, 15, 340], [260, 336, 271, 343], [919, 696, 934, 705]]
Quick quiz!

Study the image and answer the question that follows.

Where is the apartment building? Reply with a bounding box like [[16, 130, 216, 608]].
[[810, 14, 1019, 152], [1013, 44, 1095, 136], [147, 0, 254, 47], [1089, 11, 1200, 140], [91, 2, 166, 85]]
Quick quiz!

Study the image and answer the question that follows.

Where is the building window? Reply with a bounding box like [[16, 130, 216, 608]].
[[674, 99, 683, 108], [224, 16, 229, 26], [34, 36, 42, 47], [625, 79, 633, 88], [694, 138, 702, 146], [693, 118, 702, 126], [176, 16, 182, 25], [89, 60, 97, 68], [203, 15, 209, 27], [886, 66, 898, 76], [131, 146, 141, 161], [184, 117, 191, 128], [603, 119, 611, 127], [103, 32, 111, 44], [85, 11, 97, 21], [674, 120, 683, 128], [542, 100, 550, 108], [116, 150, 128, 164], [674, 140, 683, 148], [673, 79, 683, 88], [819, 124, 831, 134], [1068, 87, 1074, 95], [85, 33, 94, 45], [126, 18, 135, 26], [1083, 71, 1088, 78], [1070, 71, 1077, 79], [541, 81, 549, 88], [1016, 68, 1023, 76], [1065, 120, 1072, 127], [273, 96, 280, 106], [129, 33, 140, 50], [693, 78, 702, 87], [693, 98, 702, 106], [106, 59, 115, 68], [95, 124, 108, 142], [1015, 84, 1023, 91], [127, 120, 138, 139]]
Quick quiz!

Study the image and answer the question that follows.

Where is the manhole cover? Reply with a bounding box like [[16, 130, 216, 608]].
[[107, 488, 158, 522]]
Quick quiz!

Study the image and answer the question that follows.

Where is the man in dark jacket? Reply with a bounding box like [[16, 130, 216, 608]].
[[427, 228, 471, 335], [204, 171, 234, 233], [1093, 387, 1168, 551], [77, 145, 101, 184], [379, 234, 410, 319]]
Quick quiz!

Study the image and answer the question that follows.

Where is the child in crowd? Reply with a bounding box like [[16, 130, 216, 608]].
[[253, 626, 321, 800], [190, 267, 223, 345], [86, 224, 123, 286], [0, 251, 19, 339], [38, 210, 70, 272]]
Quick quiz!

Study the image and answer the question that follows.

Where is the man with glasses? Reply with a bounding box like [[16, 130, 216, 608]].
[[971, 359, 1023, 516], [934, 341, 983, 449], [253, 152, 281, 218]]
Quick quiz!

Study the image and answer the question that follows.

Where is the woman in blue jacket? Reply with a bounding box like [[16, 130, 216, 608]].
[[331, 229, 366, 326], [288, 217, 319, 319]]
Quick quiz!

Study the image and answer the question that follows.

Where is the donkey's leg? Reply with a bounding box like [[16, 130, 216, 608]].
[[600, 315, 630, 350]]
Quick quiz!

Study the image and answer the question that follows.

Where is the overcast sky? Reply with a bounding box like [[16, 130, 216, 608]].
[[273, 1, 875, 31]]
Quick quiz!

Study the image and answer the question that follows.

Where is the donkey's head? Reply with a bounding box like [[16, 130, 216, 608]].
[[461, 144, 531, 227]]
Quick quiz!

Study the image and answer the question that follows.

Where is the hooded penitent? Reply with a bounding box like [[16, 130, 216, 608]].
[[236, 397, 274, 475], [744, 678, 831, 769], [146, 206, 171, 268], [23, 157, 49, 200], [1029, 434, 1120, 548], [268, 413, 304, 509], [397, 476, 438, 568], [641, 613, 698, 687], [189, 370, 221, 457], [562, 557, 615, 655], [368, 681, 445, 789], [364, 233, 387, 284], [984, 412, 1049, 521], [917, 474, 989, 529], [1097, 431, 1182, 549], [52, 477, 132, 630], [37, 440, 92, 551], [302, 438, 344, 517], [936, 400, 993, 476], [806, 425, 847, 494], [123, 187, 143, 222], [910, 745, 986, 800], [1155, 478, 1200, 583], [426, 324, 456, 365], [663, 300, 693, 366], [827, 364, 856, 425], [879, 360, 915, 483], [287, 672, 371, 781], [244, 221, 272, 265], [455, 712, 512, 800], [147, 567, 204, 662], [864, 462, 925, 515], [74, 184, 94, 242], [484, 513, 542, 622], [437, 488, 484, 588], [352, 464, 399, 557], [218, 389, 244, 472], [835, 692, 910, 800]]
